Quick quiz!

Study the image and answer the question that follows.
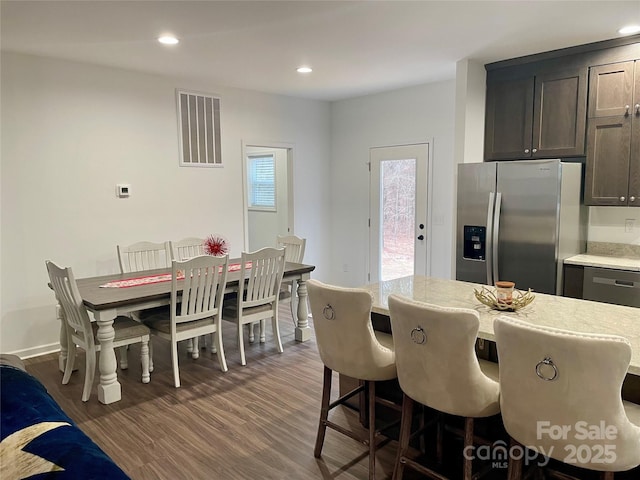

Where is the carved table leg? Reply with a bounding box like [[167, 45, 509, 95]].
[[295, 275, 311, 342], [94, 309, 122, 404], [140, 339, 150, 384]]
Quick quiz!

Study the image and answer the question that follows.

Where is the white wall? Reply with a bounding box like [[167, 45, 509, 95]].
[[1, 52, 331, 357], [330, 81, 456, 286], [588, 207, 640, 245], [454, 59, 486, 167]]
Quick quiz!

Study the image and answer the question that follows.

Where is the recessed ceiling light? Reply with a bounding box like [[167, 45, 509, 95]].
[[158, 35, 179, 45], [618, 25, 640, 35], [296, 66, 313, 74]]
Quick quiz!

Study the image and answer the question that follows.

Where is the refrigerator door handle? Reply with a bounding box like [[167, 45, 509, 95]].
[[485, 192, 495, 285], [492, 192, 502, 283]]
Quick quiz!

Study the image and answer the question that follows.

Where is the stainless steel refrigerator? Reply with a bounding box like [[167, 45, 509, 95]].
[[456, 159, 587, 295]]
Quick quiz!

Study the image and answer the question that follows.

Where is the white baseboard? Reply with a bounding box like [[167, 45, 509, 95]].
[[8, 343, 60, 360]]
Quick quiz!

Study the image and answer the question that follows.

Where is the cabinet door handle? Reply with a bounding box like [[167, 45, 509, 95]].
[[625, 105, 630, 115], [620, 196, 626, 202], [630, 196, 636, 202], [636, 104, 640, 115], [532, 148, 537, 153], [524, 149, 530, 154]]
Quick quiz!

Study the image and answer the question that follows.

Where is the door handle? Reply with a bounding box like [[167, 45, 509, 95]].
[[486, 192, 495, 285], [417, 235, 424, 241], [493, 192, 502, 283]]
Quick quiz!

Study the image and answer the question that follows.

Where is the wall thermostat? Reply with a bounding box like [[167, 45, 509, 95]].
[[116, 184, 131, 198]]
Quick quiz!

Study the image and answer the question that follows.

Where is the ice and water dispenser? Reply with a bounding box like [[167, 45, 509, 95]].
[[463, 226, 486, 261]]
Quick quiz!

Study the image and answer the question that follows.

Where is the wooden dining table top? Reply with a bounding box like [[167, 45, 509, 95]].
[[75, 261, 315, 312]]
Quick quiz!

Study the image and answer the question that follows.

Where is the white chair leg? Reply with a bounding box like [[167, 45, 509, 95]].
[[260, 319, 266, 343], [82, 350, 96, 402], [215, 328, 228, 372], [248, 323, 255, 343], [62, 341, 76, 385], [186, 338, 193, 354], [209, 333, 217, 354], [273, 316, 283, 353], [171, 341, 181, 388], [148, 338, 154, 373], [191, 336, 200, 359], [140, 339, 150, 384], [290, 280, 298, 320], [238, 323, 246, 366], [119, 345, 129, 370]]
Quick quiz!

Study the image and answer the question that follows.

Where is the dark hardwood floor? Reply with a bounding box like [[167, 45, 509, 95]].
[[24, 309, 639, 480]]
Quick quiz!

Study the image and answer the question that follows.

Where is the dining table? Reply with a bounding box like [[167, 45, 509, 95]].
[[55, 260, 315, 404]]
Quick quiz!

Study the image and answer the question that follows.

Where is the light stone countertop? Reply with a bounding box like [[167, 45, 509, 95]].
[[360, 275, 640, 375], [564, 254, 640, 272]]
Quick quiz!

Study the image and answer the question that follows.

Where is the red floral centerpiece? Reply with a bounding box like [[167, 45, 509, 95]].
[[204, 235, 229, 257]]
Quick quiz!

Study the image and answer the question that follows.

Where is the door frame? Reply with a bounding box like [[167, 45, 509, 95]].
[[241, 140, 295, 251], [368, 141, 433, 283]]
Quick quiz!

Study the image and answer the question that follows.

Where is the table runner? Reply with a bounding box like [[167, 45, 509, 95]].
[[99, 262, 251, 288]]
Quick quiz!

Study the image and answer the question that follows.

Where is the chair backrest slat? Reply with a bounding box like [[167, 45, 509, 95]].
[[170, 237, 206, 261], [173, 255, 228, 325], [277, 235, 306, 264], [46, 260, 94, 348], [239, 248, 285, 309], [117, 241, 171, 273]]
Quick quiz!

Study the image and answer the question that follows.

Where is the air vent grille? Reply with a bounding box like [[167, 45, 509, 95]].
[[177, 90, 222, 167]]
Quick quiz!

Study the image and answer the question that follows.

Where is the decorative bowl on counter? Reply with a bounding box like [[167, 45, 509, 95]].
[[474, 286, 535, 312]]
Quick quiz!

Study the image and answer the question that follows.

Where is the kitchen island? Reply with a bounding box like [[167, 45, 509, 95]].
[[359, 275, 640, 375]]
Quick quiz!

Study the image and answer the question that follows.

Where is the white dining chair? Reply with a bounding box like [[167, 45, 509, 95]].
[[117, 241, 172, 274], [142, 254, 230, 387], [277, 234, 306, 321], [170, 237, 215, 354], [46, 260, 151, 402], [170, 237, 205, 261], [223, 247, 286, 366]]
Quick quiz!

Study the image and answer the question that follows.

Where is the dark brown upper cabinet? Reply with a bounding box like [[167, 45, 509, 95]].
[[584, 60, 640, 206], [485, 66, 588, 161]]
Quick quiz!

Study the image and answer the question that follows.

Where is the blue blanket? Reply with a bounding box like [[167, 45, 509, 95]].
[[0, 365, 130, 479]]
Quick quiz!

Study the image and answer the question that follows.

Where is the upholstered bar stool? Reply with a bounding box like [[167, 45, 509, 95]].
[[387, 294, 501, 480], [307, 279, 397, 480], [493, 316, 640, 480]]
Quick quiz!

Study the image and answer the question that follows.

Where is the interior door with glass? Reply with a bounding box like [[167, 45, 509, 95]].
[[369, 144, 429, 283]]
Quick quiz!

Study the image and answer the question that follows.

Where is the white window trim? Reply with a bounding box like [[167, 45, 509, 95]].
[[247, 153, 277, 212]]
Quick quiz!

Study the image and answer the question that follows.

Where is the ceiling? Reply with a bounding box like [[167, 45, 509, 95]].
[[2, 1, 639, 101]]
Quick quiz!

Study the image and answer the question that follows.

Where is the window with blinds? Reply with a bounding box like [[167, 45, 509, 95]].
[[177, 90, 222, 167], [248, 154, 276, 210]]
